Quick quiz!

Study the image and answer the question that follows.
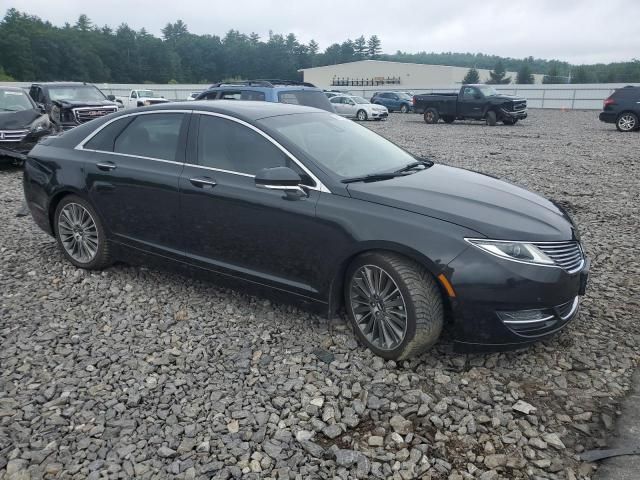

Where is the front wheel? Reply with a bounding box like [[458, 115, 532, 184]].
[[616, 112, 638, 132], [54, 195, 112, 270], [486, 110, 497, 126], [345, 252, 444, 360], [423, 108, 439, 124], [356, 110, 368, 121]]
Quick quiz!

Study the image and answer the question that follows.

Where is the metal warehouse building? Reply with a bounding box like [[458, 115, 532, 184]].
[[299, 60, 544, 89]]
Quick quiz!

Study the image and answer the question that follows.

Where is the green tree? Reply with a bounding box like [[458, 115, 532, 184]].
[[516, 64, 534, 84], [462, 68, 480, 84], [353, 35, 367, 59], [487, 60, 511, 84], [367, 35, 381, 59], [570, 65, 592, 83]]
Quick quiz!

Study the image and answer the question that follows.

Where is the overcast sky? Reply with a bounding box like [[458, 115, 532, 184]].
[[7, 0, 640, 64]]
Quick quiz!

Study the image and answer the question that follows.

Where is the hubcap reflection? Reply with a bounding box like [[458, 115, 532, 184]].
[[58, 203, 99, 263]]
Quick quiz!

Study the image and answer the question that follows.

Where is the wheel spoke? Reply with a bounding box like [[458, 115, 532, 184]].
[[58, 203, 99, 264]]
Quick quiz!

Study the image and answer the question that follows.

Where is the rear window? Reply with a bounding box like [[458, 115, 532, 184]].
[[278, 90, 334, 112], [612, 87, 640, 100]]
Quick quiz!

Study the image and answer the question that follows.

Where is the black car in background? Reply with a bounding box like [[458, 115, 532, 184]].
[[599, 85, 640, 132], [0, 86, 53, 164], [23, 101, 589, 359], [28, 82, 118, 131]]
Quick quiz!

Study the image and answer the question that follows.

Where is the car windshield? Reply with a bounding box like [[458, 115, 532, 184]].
[[0, 89, 34, 111], [259, 113, 417, 178], [48, 86, 107, 102], [138, 90, 155, 97], [476, 85, 499, 97], [352, 96, 369, 104]]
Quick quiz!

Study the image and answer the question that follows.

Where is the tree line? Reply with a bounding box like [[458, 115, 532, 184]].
[[1, 9, 639, 85]]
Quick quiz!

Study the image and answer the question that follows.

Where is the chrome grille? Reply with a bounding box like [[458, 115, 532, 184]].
[[72, 107, 117, 124], [533, 241, 584, 274], [512, 101, 526, 111], [0, 129, 29, 142]]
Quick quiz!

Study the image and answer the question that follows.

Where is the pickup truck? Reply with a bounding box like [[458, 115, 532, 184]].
[[119, 89, 170, 109], [413, 84, 527, 126]]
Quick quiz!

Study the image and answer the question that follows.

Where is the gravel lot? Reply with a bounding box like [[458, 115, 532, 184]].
[[1, 109, 639, 480]]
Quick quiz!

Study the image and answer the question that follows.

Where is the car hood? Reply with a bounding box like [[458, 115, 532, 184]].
[[53, 100, 118, 108], [139, 97, 169, 102], [0, 109, 42, 129], [490, 94, 526, 103], [346, 164, 576, 241]]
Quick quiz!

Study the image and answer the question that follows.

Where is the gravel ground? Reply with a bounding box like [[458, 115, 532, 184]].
[[1, 109, 639, 480]]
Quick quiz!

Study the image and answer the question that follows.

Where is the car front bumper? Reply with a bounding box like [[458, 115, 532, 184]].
[[599, 111, 617, 124], [0, 129, 53, 161], [445, 246, 589, 352], [503, 108, 528, 120], [371, 111, 388, 120]]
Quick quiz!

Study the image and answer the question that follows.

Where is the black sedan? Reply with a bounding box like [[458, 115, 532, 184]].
[[1, 86, 53, 164], [23, 101, 589, 359]]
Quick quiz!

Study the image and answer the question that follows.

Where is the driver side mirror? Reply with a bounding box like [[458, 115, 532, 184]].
[[106, 94, 116, 101], [255, 166, 308, 199], [36, 103, 46, 113]]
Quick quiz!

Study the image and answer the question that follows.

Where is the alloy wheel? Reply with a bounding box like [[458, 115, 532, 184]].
[[618, 114, 637, 131], [357, 111, 367, 121], [349, 265, 408, 351], [57, 203, 99, 263]]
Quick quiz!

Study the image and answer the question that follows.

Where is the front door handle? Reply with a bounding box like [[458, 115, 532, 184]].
[[96, 161, 117, 171], [189, 176, 217, 188]]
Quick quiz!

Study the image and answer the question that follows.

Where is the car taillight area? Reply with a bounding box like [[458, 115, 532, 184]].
[[603, 97, 615, 109]]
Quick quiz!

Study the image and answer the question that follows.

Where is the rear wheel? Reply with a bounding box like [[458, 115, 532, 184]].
[[486, 110, 497, 126], [54, 195, 112, 270], [344, 252, 444, 360], [423, 108, 439, 124], [356, 110, 368, 121], [616, 112, 638, 132], [400, 104, 409, 114]]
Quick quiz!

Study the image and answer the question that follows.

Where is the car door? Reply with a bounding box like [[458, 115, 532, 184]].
[[389, 93, 401, 110], [178, 112, 328, 298], [82, 111, 189, 258], [342, 98, 359, 118], [129, 90, 137, 107], [459, 86, 485, 119], [330, 96, 348, 116]]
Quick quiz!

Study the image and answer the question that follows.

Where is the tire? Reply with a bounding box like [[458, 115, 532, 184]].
[[356, 110, 368, 121], [423, 108, 439, 124], [54, 195, 112, 270], [502, 117, 517, 125], [486, 110, 497, 126], [442, 116, 455, 124], [344, 251, 444, 360], [400, 104, 409, 114], [616, 112, 638, 132]]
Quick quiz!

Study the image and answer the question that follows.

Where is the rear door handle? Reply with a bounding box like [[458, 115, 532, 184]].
[[189, 176, 217, 188], [96, 161, 117, 171]]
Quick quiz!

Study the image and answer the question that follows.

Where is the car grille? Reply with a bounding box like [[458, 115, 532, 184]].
[[0, 129, 29, 142], [512, 101, 526, 111], [502, 296, 579, 337], [533, 241, 584, 274], [72, 107, 118, 124]]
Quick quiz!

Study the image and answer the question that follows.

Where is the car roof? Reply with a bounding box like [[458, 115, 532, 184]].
[[141, 100, 326, 121], [33, 82, 97, 87]]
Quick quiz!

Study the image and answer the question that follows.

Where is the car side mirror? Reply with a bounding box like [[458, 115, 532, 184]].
[[255, 166, 308, 199], [106, 94, 116, 101], [36, 103, 46, 113]]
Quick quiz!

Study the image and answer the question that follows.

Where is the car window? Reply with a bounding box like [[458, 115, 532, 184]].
[[462, 87, 478, 99], [114, 113, 184, 161], [84, 117, 134, 152], [277, 90, 334, 112], [197, 114, 312, 185], [203, 91, 219, 100], [330, 96, 344, 104], [131, 91, 137, 98], [241, 90, 266, 101], [219, 91, 242, 100]]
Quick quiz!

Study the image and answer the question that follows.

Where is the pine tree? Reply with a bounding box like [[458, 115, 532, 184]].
[[367, 35, 381, 59], [353, 35, 367, 59], [462, 68, 480, 84], [487, 60, 511, 84], [516, 64, 534, 84]]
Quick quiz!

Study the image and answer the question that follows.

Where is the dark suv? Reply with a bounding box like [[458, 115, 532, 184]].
[[371, 92, 414, 113], [599, 86, 640, 132], [195, 80, 334, 112], [29, 82, 118, 131]]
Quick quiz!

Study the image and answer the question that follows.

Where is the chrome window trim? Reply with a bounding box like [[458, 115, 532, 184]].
[[74, 109, 331, 193], [195, 111, 330, 193]]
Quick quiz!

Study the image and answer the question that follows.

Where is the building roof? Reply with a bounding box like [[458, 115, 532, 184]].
[[298, 59, 475, 72]]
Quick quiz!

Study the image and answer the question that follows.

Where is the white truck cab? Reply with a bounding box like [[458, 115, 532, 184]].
[[121, 89, 170, 109]]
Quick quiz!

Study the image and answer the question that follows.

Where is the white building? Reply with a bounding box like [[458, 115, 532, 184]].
[[299, 60, 544, 89]]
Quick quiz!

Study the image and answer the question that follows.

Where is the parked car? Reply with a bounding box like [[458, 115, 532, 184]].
[[413, 85, 527, 126], [195, 79, 334, 112], [186, 91, 203, 101], [599, 85, 640, 132], [0, 86, 53, 164], [330, 95, 388, 121], [28, 82, 118, 131], [23, 101, 589, 359], [119, 89, 170, 109], [371, 91, 414, 113]]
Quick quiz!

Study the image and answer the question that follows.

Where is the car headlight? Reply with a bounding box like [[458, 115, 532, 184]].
[[30, 114, 51, 133], [465, 238, 554, 265]]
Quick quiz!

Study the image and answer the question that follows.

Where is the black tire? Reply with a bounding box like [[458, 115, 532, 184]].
[[356, 110, 368, 121], [423, 108, 439, 124], [54, 195, 112, 270], [344, 251, 444, 360], [442, 116, 455, 124], [616, 112, 638, 132], [486, 110, 497, 126], [400, 104, 409, 114]]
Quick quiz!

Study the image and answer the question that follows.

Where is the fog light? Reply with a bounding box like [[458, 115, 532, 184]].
[[497, 309, 554, 324]]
